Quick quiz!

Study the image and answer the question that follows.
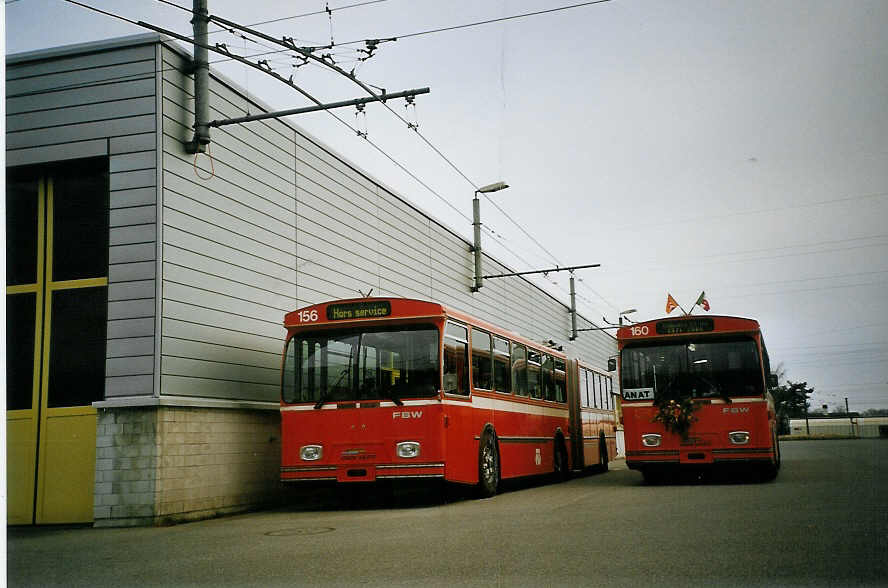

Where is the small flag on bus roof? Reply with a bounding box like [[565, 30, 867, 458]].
[[666, 293, 679, 314], [695, 291, 710, 312]]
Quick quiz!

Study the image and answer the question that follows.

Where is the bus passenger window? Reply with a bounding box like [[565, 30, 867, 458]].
[[554, 359, 566, 403], [592, 372, 599, 408], [527, 351, 542, 399], [444, 323, 469, 396], [542, 354, 555, 401], [493, 337, 511, 394], [471, 330, 493, 390], [511, 344, 528, 397], [582, 370, 590, 407]]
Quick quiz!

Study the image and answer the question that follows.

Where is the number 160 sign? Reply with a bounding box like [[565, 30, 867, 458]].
[[629, 325, 649, 337]]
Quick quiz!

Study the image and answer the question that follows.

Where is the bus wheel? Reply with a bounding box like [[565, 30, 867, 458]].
[[599, 433, 609, 472], [553, 438, 569, 482], [477, 430, 500, 498]]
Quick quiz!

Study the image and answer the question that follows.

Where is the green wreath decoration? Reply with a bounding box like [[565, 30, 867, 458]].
[[652, 397, 699, 439]]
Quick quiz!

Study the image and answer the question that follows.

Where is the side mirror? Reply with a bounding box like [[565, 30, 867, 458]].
[[767, 374, 778, 388], [607, 357, 617, 372]]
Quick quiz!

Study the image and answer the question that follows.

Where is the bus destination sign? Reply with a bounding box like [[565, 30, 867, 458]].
[[326, 301, 392, 321], [656, 318, 715, 335]]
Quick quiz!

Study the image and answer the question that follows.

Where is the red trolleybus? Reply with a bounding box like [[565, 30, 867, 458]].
[[280, 297, 615, 496], [616, 315, 780, 482]]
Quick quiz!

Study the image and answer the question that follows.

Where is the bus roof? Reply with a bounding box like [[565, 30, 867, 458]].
[[617, 315, 761, 345], [283, 297, 567, 358]]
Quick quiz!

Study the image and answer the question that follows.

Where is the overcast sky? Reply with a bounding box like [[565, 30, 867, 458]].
[[6, 0, 888, 411]]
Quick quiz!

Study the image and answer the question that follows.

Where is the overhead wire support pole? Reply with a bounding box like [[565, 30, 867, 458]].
[[209, 88, 430, 128], [186, 0, 210, 153]]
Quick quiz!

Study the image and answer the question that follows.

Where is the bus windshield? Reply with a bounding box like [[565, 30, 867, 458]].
[[621, 337, 763, 401], [282, 326, 439, 405]]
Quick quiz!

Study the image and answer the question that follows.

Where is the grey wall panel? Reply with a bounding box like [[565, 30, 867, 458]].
[[160, 375, 278, 402], [5, 59, 154, 96], [164, 190, 291, 256], [6, 44, 155, 80], [110, 168, 155, 191], [163, 244, 296, 301], [162, 338, 281, 371], [162, 356, 278, 386], [110, 186, 156, 209], [108, 317, 155, 340], [163, 171, 294, 238], [6, 139, 109, 167], [109, 243, 155, 265], [108, 299, 155, 321], [108, 280, 155, 302], [110, 205, 156, 228], [6, 78, 155, 115], [163, 281, 285, 326], [162, 299, 282, 341], [163, 208, 295, 269], [7, 114, 155, 150], [163, 263, 297, 314], [107, 355, 154, 377], [109, 260, 156, 283], [162, 318, 284, 357], [6, 96, 156, 133], [107, 336, 155, 358], [163, 226, 294, 283], [110, 132, 155, 155], [110, 151, 156, 173], [105, 375, 154, 397]]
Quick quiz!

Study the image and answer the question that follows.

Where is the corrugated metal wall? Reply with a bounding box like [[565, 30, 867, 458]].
[[7, 36, 615, 407], [6, 38, 162, 401], [158, 41, 615, 405]]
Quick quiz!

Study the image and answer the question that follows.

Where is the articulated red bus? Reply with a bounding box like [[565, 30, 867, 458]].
[[616, 315, 780, 482], [280, 297, 616, 496]]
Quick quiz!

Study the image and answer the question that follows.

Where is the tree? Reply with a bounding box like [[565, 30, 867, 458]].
[[772, 380, 815, 434]]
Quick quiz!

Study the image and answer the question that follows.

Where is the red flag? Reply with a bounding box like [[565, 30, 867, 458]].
[[695, 291, 710, 312], [666, 294, 679, 314]]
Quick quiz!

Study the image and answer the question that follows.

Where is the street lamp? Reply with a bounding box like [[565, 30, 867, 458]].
[[472, 181, 509, 292]]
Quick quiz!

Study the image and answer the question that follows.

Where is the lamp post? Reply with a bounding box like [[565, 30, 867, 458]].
[[472, 181, 509, 292]]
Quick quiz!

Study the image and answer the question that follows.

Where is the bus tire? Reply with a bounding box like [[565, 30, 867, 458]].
[[553, 437, 569, 482], [477, 429, 500, 498], [599, 432, 609, 472]]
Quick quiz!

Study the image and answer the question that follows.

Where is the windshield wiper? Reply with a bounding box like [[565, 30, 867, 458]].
[[314, 368, 350, 409]]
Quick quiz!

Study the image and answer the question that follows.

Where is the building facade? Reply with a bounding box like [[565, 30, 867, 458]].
[[6, 34, 617, 526]]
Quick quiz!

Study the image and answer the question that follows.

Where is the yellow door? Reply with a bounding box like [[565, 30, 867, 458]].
[[6, 161, 108, 524]]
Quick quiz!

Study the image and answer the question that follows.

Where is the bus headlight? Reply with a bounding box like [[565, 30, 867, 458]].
[[396, 441, 421, 458], [300, 445, 323, 461], [729, 431, 750, 445], [641, 434, 661, 447]]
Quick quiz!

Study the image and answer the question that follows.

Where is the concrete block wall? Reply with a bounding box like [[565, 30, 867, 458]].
[[94, 406, 281, 527]]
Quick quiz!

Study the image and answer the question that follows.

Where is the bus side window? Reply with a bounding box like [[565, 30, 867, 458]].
[[493, 337, 511, 394], [605, 375, 612, 410], [582, 370, 590, 408], [542, 354, 555, 401], [471, 329, 493, 390], [554, 359, 566, 403], [527, 351, 542, 399], [592, 372, 599, 408], [443, 323, 469, 396], [511, 343, 528, 397]]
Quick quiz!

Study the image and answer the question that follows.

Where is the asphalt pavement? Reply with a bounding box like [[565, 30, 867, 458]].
[[7, 439, 887, 587]]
